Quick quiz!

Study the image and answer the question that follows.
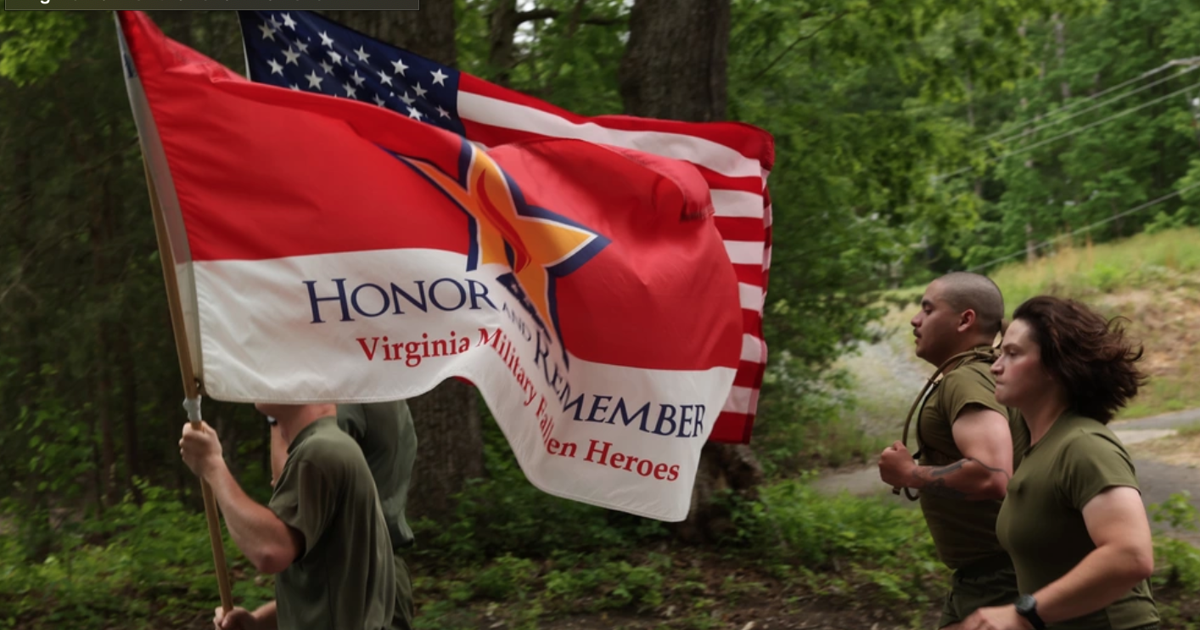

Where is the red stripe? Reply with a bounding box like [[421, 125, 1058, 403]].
[[715, 216, 768, 242], [463, 120, 767, 196], [734, 265, 765, 288], [711, 411, 753, 443], [742, 310, 762, 338], [460, 75, 775, 168]]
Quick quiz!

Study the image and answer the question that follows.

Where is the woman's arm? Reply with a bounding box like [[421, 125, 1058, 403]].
[[962, 486, 1153, 630], [1033, 485, 1154, 623]]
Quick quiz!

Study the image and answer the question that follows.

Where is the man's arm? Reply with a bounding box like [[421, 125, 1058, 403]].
[[269, 423, 287, 487], [879, 406, 1013, 501], [181, 421, 303, 574]]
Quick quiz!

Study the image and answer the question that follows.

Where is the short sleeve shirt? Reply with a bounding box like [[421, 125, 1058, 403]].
[[917, 356, 1028, 569], [269, 418, 397, 630], [996, 412, 1158, 629], [337, 401, 418, 550]]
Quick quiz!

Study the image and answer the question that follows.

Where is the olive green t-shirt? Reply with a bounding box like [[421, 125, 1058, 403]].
[[269, 418, 397, 630], [996, 412, 1158, 630], [917, 357, 1028, 569], [337, 401, 418, 550]]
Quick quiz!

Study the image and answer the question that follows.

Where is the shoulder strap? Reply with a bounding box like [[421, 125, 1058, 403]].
[[894, 346, 999, 501]]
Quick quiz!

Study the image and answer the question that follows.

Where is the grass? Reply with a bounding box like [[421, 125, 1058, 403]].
[[844, 228, 1200, 423], [989, 227, 1200, 310], [989, 230, 1200, 420]]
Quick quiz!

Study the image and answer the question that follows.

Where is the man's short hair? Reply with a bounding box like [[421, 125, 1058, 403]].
[[936, 272, 1005, 336]]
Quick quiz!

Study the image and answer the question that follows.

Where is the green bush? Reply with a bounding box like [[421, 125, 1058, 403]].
[[412, 420, 668, 565], [0, 484, 272, 630]]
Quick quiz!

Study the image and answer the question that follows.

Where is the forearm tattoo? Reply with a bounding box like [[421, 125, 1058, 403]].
[[911, 457, 1009, 500]]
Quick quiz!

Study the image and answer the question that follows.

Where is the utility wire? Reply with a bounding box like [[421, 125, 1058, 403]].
[[977, 56, 1200, 143], [935, 80, 1200, 182], [965, 182, 1200, 273], [982, 65, 1200, 147]]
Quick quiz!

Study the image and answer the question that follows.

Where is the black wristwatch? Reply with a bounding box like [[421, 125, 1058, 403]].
[[266, 415, 278, 426], [1015, 594, 1046, 630]]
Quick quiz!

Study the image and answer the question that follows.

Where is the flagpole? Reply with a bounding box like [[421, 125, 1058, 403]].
[[142, 160, 234, 613]]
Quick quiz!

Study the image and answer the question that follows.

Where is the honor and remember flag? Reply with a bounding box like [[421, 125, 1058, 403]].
[[236, 10, 774, 445], [116, 10, 772, 521]]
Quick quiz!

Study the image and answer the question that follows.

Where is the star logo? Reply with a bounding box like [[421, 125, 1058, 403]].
[[391, 140, 609, 360]]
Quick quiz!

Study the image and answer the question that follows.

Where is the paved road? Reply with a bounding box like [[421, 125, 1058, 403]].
[[814, 410, 1200, 532], [1112, 408, 1200, 431]]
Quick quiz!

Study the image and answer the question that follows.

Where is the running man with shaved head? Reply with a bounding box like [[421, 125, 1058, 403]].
[[877, 272, 1028, 629]]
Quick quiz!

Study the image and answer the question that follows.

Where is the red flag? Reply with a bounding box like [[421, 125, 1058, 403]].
[[118, 11, 748, 520]]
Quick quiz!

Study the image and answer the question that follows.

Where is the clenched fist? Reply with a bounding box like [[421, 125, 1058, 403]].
[[180, 421, 225, 480]]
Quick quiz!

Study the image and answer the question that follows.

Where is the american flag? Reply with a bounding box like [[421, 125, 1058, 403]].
[[236, 11, 773, 444]]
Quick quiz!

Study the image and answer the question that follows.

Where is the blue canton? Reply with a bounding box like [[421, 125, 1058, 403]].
[[238, 11, 466, 137]]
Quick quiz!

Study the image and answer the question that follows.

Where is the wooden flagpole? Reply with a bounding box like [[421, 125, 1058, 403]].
[[142, 160, 234, 612]]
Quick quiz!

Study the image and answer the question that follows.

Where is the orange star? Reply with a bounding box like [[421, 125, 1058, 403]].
[[395, 140, 608, 335]]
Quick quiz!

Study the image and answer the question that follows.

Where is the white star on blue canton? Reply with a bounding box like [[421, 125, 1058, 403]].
[[281, 13, 297, 29], [431, 69, 448, 86], [407, 106, 423, 120], [355, 46, 371, 62], [413, 83, 427, 98], [283, 47, 301, 65], [351, 70, 365, 86], [391, 58, 408, 76], [319, 31, 335, 47], [258, 22, 275, 41], [399, 91, 415, 106], [268, 58, 284, 75], [319, 60, 334, 74], [305, 70, 323, 89], [378, 70, 393, 87]]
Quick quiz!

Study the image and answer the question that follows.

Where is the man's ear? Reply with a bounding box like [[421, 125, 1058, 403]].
[[957, 308, 977, 333]]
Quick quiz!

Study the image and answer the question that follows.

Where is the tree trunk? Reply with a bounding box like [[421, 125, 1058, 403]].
[[488, 0, 520, 87], [618, 0, 729, 122], [326, 9, 456, 67], [327, 9, 484, 524], [92, 185, 119, 508], [1054, 15, 1070, 100], [116, 324, 144, 504], [618, 0, 762, 543]]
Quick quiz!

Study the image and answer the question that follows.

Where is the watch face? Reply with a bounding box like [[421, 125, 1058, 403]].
[[1015, 594, 1036, 612]]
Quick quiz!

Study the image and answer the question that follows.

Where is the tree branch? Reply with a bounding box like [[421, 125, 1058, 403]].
[[516, 8, 624, 26], [749, 8, 860, 82]]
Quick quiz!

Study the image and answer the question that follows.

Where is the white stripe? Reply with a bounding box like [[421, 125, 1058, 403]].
[[739, 283, 763, 312], [722, 386, 759, 414], [460, 91, 764, 180], [724, 241, 763, 266], [764, 245, 772, 271], [712, 189, 764, 219], [740, 334, 765, 363]]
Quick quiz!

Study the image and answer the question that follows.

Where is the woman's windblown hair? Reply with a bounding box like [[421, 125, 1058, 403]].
[[1013, 296, 1146, 424]]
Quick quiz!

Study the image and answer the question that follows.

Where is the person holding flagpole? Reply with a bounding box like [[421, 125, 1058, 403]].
[[180, 403, 402, 630], [265, 401, 417, 629]]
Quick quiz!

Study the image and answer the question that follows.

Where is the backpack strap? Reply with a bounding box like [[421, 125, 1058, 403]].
[[893, 346, 999, 501]]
